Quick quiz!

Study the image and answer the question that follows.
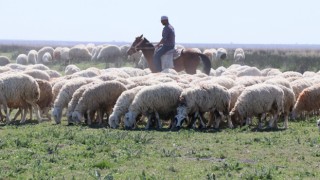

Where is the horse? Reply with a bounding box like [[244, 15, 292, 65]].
[[127, 35, 211, 75]]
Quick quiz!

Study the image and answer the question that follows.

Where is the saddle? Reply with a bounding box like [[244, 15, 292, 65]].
[[160, 48, 182, 70]]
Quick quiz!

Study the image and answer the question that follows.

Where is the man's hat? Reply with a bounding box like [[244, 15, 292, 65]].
[[161, 16, 168, 20]]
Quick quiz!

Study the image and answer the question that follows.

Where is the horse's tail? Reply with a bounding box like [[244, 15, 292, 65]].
[[197, 53, 212, 75]]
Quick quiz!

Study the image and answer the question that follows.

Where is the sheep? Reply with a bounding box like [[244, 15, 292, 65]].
[[42, 52, 52, 64], [175, 83, 232, 129], [0, 73, 41, 123], [292, 83, 320, 119], [264, 77, 292, 89], [91, 45, 106, 61], [290, 79, 313, 99], [234, 48, 245, 63], [37, 46, 54, 64], [60, 47, 70, 64], [53, 47, 62, 62], [124, 83, 183, 129], [45, 70, 62, 78], [65, 64, 80, 75], [97, 45, 122, 67], [5, 63, 26, 71], [109, 86, 146, 128], [66, 80, 103, 124], [26, 64, 50, 71], [137, 54, 148, 69], [72, 81, 127, 125], [0, 56, 10, 66], [69, 44, 92, 63], [0, 66, 11, 73], [280, 71, 303, 79], [70, 68, 100, 78], [22, 69, 51, 81], [52, 78, 97, 124], [100, 68, 130, 78], [228, 85, 246, 112], [317, 119, 320, 131], [235, 76, 264, 87], [236, 66, 262, 77], [216, 48, 227, 60], [261, 68, 282, 77], [16, 54, 28, 65], [13, 79, 53, 121], [27, 50, 38, 64], [128, 51, 143, 68], [230, 84, 284, 129]]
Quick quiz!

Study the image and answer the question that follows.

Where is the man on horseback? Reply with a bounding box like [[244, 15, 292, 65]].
[[153, 16, 175, 72]]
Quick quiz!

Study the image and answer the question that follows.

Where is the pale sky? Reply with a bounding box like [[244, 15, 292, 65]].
[[0, 0, 319, 44]]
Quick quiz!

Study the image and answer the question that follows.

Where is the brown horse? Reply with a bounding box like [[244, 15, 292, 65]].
[[127, 35, 211, 75]]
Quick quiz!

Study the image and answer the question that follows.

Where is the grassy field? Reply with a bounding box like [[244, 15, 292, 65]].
[[0, 118, 319, 179], [1, 45, 320, 179]]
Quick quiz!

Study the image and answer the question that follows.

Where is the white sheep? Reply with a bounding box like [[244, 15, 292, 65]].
[[42, 52, 52, 64], [203, 48, 217, 63], [230, 83, 284, 129], [60, 47, 70, 64], [37, 46, 54, 64], [175, 83, 232, 129], [124, 83, 183, 129], [27, 50, 38, 64], [26, 64, 50, 71], [45, 70, 62, 78], [0, 56, 10, 66], [65, 64, 80, 75], [97, 45, 122, 67], [109, 86, 146, 128], [66, 80, 103, 124], [16, 54, 28, 65], [22, 69, 51, 81], [53, 47, 62, 62], [5, 63, 26, 71], [72, 81, 127, 125], [216, 48, 227, 60], [234, 48, 245, 63], [69, 44, 92, 63], [0, 73, 41, 123], [137, 54, 148, 69], [52, 78, 97, 124]]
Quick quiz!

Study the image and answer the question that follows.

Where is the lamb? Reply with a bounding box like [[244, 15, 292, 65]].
[[16, 54, 28, 65], [124, 83, 183, 129], [22, 69, 51, 81], [174, 83, 232, 129], [65, 64, 80, 75], [292, 83, 320, 119], [230, 84, 284, 129], [72, 81, 127, 125], [52, 78, 97, 124], [66, 80, 103, 124], [0, 56, 10, 66], [27, 50, 38, 64], [0, 73, 41, 123], [109, 86, 146, 128]]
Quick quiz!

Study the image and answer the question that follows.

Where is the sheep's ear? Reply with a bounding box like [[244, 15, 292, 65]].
[[139, 34, 143, 38]]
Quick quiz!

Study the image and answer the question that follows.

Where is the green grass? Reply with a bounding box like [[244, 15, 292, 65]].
[[0, 117, 319, 179]]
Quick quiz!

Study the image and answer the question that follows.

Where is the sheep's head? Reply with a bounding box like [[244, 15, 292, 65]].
[[317, 119, 320, 132], [124, 111, 136, 129], [229, 109, 242, 126], [174, 105, 188, 129], [108, 114, 119, 129], [52, 107, 62, 124], [72, 111, 82, 123], [67, 112, 73, 125]]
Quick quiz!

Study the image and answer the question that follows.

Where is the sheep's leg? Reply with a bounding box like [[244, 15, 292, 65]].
[[190, 112, 199, 129], [271, 114, 279, 129], [145, 114, 153, 130], [214, 111, 222, 129], [87, 110, 92, 125], [268, 114, 276, 128], [198, 112, 206, 129], [28, 102, 41, 123], [155, 112, 162, 129], [227, 115, 234, 129], [13, 108, 22, 121], [284, 114, 288, 129], [206, 112, 214, 128], [5, 105, 11, 124], [20, 108, 27, 124]]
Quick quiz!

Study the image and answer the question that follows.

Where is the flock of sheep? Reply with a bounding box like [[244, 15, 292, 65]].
[[0, 43, 318, 131]]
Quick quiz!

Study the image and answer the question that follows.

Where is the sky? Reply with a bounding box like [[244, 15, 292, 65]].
[[0, 0, 320, 44]]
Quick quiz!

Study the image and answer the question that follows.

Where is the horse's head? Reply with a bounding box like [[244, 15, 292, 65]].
[[127, 34, 153, 55]]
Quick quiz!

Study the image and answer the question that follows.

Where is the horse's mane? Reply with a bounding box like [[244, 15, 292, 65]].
[[141, 37, 154, 48]]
